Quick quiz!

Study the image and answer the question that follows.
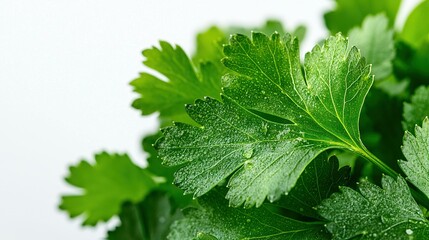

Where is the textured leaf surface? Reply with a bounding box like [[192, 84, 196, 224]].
[[168, 190, 331, 240], [403, 86, 429, 132], [274, 154, 350, 219], [318, 175, 429, 239], [324, 0, 401, 34], [157, 33, 373, 207], [348, 14, 394, 80], [399, 117, 429, 199], [59, 152, 156, 225], [401, 0, 429, 48], [131, 41, 222, 124]]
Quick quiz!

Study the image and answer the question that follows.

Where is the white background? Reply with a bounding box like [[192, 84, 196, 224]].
[[0, 0, 420, 239]]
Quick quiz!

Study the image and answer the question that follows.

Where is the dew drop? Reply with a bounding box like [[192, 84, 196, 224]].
[[246, 219, 251, 223], [243, 148, 254, 159], [244, 160, 253, 169], [406, 229, 413, 235]]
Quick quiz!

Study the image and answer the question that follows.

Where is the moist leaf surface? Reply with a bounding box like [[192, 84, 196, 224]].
[[317, 175, 429, 239], [167, 190, 331, 240], [274, 154, 350, 219]]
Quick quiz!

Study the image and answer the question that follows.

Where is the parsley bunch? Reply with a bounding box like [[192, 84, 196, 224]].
[[60, 1, 429, 239]]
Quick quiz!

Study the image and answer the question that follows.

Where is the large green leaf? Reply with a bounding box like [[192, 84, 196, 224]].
[[317, 175, 429, 239], [131, 41, 222, 125], [274, 154, 350, 219], [157, 33, 377, 207], [402, 86, 429, 132], [399, 117, 429, 199], [168, 190, 331, 240], [348, 14, 394, 80], [324, 0, 401, 34], [59, 152, 157, 226]]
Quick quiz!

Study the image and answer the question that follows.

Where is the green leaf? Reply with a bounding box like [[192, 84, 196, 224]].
[[157, 33, 376, 207], [167, 190, 331, 240], [348, 14, 395, 80], [317, 175, 429, 239], [131, 41, 222, 125], [226, 19, 306, 43], [193, 26, 226, 68], [403, 86, 429, 132], [107, 192, 183, 240], [274, 154, 350, 219], [324, 0, 401, 34], [401, 0, 429, 48], [59, 152, 157, 226], [399, 117, 429, 199]]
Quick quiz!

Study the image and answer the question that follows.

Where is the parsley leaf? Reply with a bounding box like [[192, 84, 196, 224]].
[[348, 14, 394, 80], [399, 117, 429, 199], [59, 152, 157, 226], [402, 86, 429, 132], [157, 33, 382, 207], [317, 175, 429, 239], [274, 154, 350, 219], [324, 0, 401, 34], [131, 41, 222, 125], [168, 190, 331, 240]]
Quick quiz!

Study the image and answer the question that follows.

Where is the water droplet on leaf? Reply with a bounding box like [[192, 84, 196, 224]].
[[243, 148, 253, 159]]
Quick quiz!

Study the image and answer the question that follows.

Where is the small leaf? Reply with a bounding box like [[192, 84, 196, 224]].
[[348, 14, 395, 80], [324, 0, 401, 34], [167, 190, 331, 240], [318, 175, 429, 239], [402, 86, 429, 132], [399, 117, 429, 199], [59, 152, 157, 226], [131, 41, 222, 125]]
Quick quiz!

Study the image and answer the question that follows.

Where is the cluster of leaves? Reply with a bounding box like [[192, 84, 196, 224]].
[[60, 0, 429, 239]]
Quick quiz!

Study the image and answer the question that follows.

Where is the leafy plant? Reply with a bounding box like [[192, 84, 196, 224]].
[[60, 1, 429, 239]]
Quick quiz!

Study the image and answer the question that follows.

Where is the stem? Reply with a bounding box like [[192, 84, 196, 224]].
[[356, 147, 397, 178]]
